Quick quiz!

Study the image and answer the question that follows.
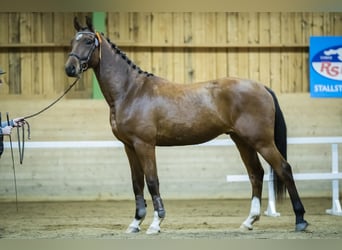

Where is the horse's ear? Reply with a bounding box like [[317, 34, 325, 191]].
[[85, 16, 94, 32], [74, 16, 82, 31]]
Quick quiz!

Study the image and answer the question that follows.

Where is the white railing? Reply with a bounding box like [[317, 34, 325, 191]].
[[4, 137, 342, 216]]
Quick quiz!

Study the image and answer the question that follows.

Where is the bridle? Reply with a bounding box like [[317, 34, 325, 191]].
[[68, 31, 102, 72]]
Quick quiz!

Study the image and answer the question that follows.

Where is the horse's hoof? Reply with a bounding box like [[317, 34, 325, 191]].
[[125, 226, 140, 233], [146, 225, 160, 235], [240, 214, 259, 231], [146, 211, 163, 234], [295, 220, 309, 232], [240, 222, 253, 231]]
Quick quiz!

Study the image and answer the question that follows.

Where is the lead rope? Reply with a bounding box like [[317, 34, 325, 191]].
[[4, 77, 80, 211], [23, 77, 80, 120], [6, 112, 19, 212], [17, 121, 30, 164], [17, 78, 80, 160], [17, 77, 80, 163]]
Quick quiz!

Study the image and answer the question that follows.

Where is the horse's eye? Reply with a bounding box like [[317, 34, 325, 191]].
[[85, 39, 93, 45]]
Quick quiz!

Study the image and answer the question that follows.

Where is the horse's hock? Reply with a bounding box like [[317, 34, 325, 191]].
[[0, 93, 341, 201]]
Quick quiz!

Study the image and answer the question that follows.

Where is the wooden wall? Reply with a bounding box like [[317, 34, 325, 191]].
[[107, 12, 342, 93], [0, 12, 93, 98], [0, 12, 341, 99]]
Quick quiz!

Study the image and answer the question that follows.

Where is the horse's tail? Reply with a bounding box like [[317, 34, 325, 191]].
[[265, 87, 287, 200]]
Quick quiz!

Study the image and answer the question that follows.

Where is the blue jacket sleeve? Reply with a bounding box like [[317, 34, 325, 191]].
[[1, 121, 7, 128], [1, 120, 15, 128]]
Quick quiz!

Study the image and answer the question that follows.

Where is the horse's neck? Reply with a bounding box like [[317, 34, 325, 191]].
[[93, 42, 134, 106]]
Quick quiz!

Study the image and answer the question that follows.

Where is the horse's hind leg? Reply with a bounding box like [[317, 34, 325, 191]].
[[231, 134, 264, 230], [257, 144, 309, 231], [124, 145, 147, 233]]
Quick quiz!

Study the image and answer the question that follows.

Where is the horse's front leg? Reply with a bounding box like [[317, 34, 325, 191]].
[[124, 145, 147, 233], [134, 141, 166, 234]]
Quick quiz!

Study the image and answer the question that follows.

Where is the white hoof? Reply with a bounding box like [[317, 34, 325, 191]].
[[240, 197, 261, 231], [240, 222, 254, 230], [126, 225, 141, 233], [146, 211, 164, 235], [146, 225, 161, 235], [240, 214, 260, 231], [125, 218, 144, 234]]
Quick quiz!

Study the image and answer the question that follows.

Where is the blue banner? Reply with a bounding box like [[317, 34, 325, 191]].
[[310, 36, 342, 98]]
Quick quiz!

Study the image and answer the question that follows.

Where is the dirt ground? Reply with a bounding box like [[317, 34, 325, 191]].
[[0, 198, 341, 239]]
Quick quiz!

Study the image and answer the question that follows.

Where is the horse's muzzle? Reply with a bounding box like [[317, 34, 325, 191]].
[[65, 64, 76, 77]]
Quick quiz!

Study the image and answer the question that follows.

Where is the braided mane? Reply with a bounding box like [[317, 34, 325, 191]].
[[105, 36, 154, 77]]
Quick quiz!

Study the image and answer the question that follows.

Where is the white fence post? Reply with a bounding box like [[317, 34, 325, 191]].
[[264, 168, 280, 217], [326, 143, 342, 216]]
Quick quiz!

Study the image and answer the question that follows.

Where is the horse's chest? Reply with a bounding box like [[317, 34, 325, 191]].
[[110, 111, 120, 135], [110, 114, 134, 144], [111, 119, 118, 133], [110, 119, 126, 142]]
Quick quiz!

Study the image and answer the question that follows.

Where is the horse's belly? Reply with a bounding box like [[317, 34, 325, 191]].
[[156, 121, 226, 146]]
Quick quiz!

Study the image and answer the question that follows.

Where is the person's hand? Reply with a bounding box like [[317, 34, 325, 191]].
[[13, 117, 25, 127], [1, 126, 13, 135]]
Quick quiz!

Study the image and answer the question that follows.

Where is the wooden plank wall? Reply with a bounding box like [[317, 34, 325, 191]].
[[0, 12, 341, 99], [0, 12, 93, 99], [107, 12, 342, 93]]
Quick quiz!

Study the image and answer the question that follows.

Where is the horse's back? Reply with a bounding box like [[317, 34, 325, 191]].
[[149, 76, 274, 146]]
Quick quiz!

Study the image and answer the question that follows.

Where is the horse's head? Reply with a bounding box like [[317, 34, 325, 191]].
[[65, 16, 102, 78]]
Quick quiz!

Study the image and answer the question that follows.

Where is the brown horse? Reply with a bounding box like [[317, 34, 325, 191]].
[[65, 16, 308, 234]]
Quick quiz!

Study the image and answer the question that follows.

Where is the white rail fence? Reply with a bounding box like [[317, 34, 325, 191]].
[[5, 137, 342, 216]]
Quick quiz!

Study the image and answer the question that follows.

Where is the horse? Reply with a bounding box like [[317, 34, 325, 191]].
[[65, 16, 309, 234]]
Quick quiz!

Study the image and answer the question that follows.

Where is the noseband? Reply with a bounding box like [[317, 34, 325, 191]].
[[68, 31, 102, 72]]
